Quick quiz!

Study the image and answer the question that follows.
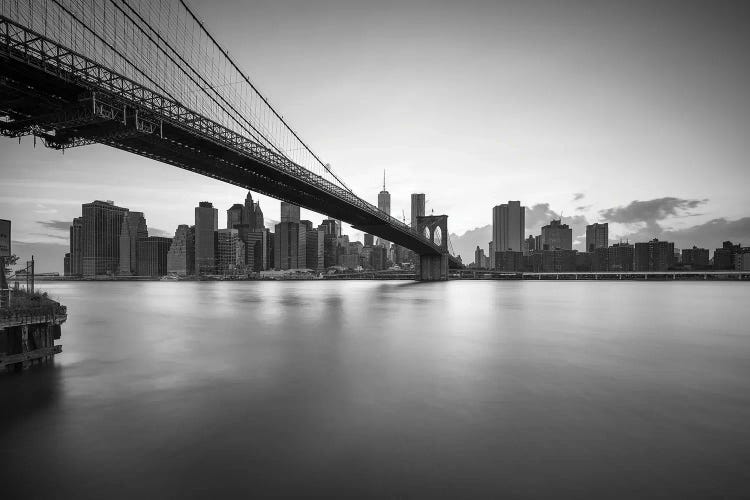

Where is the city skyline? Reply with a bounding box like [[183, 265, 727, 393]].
[[4, 188, 750, 273], [2, 0, 750, 271], [9, 190, 749, 276]]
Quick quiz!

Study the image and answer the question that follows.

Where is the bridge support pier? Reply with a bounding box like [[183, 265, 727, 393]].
[[414, 214, 450, 281], [417, 254, 449, 281]]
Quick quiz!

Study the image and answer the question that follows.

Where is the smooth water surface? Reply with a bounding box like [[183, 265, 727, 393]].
[[2, 281, 749, 497]]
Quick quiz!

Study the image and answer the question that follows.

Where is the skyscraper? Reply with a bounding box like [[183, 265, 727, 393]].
[[253, 201, 264, 231], [411, 193, 425, 231], [118, 211, 148, 275], [267, 231, 276, 270], [377, 171, 391, 248], [63, 253, 71, 276], [274, 221, 299, 270], [492, 201, 525, 256], [166, 225, 195, 275], [244, 229, 268, 271], [586, 223, 608, 252], [541, 219, 572, 251], [323, 233, 338, 269], [69, 217, 83, 276], [302, 228, 324, 270], [195, 201, 218, 275], [280, 202, 300, 224], [319, 218, 341, 237], [474, 246, 486, 268], [523, 235, 536, 256], [227, 204, 244, 230], [378, 171, 391, 216], [136, 236, 172, 276], [217, 228, 245, 274], [243, 191, 256, 228], [81, 200, 129, 276], [298, 220, 313, 269]]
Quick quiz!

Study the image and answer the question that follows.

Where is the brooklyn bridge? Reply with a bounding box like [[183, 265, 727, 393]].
[[0, 0, 462, 280]]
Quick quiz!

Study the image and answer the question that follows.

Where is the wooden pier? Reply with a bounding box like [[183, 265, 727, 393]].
[[0, 295, 67, 372]]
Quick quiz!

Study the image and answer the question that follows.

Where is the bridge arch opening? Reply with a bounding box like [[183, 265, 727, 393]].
[[433, 226, 442, 246]]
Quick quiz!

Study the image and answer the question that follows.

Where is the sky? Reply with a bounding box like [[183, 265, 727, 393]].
[[2, 0, 750, 270]]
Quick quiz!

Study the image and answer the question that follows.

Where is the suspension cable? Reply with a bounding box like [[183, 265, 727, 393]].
[[114, 0, 281, 155], [178, 0, 355, 194]]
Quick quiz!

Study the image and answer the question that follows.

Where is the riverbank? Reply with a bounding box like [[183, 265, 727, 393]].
[[16, 270, 750, 281], [452, 270, 750, 280]]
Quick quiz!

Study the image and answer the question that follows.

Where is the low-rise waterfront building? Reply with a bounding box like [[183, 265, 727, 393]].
[[682, 246, 710, 269], [608, 243, 634, 272], [736, 251, 750, 271], [495, 251, 524, 271], [591, 247, 608, 272], [713, 241, 742, 270], [634, 239, 674, 271]]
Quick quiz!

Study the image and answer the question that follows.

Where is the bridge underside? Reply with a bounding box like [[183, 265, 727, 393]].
[[0, 19, 460, 276]]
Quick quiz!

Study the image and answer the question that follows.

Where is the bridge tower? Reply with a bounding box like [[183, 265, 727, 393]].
[[415, 215, 449, 281]]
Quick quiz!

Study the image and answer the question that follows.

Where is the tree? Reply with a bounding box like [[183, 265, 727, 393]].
[[2, 254, 19, 275]]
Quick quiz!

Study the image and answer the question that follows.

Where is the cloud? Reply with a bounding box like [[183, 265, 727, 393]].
[[616, 217, 750, 250], [265, 218, 279, 229], [525, 203, 560, 232], [575, 205, 592, 212], [573, 193, 585, 201], [449, 225, 492, 262], [36, 220, 71, 232], [30, 232, 68, 240], [148, 227, 173, 237], [33, 203, 59, 215], [599, 197, 708, 226]]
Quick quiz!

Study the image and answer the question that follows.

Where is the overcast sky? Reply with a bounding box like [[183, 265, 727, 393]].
[[2, 0, 749, 269]]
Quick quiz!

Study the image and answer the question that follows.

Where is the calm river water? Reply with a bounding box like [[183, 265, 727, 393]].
[[2, 281, 749, 498]]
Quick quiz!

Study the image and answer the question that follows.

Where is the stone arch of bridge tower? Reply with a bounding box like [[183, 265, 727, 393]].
[[416, 215, 448, 253]]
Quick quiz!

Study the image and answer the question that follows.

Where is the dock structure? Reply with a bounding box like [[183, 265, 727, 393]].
[[0, 290, 67, 372], [450, 270, 750, 281]]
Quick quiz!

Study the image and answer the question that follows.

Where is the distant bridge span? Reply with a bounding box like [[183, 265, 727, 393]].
[[0, 2, 461, 278]]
